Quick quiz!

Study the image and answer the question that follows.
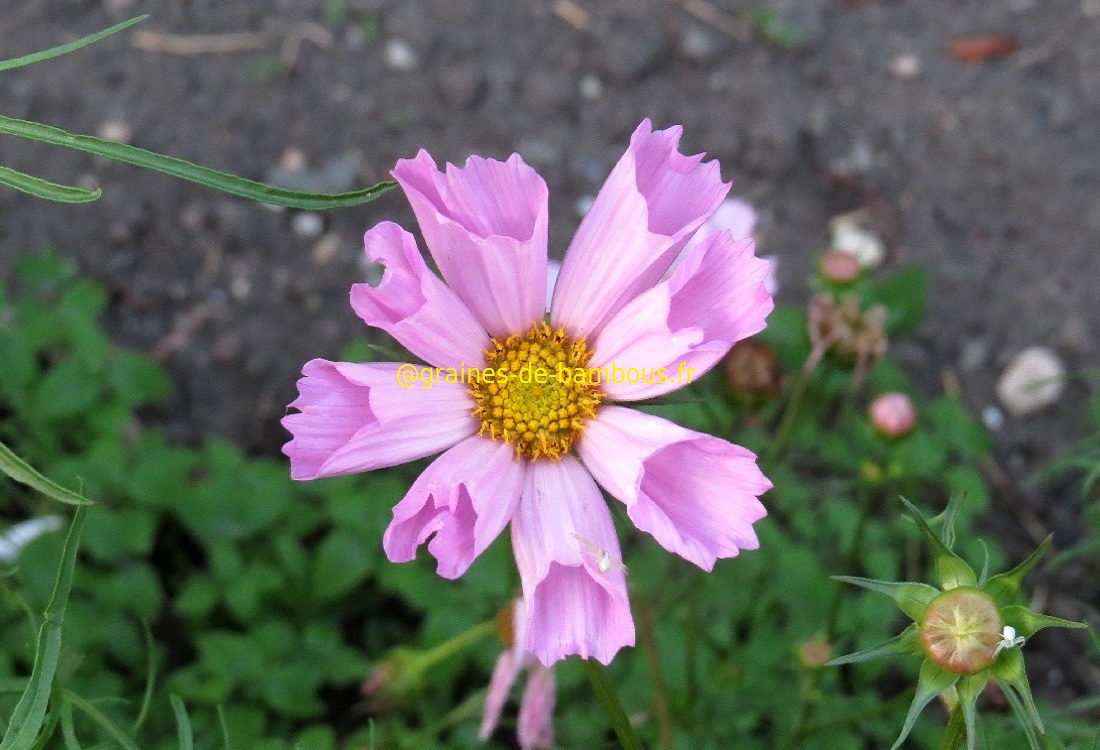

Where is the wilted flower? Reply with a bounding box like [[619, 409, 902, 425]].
[[724, 339, 781, 398], [869, 392, 917, 438], [480, 600, 555, 750], [829, 209, 884, 269], [830, 498, 1086, 750], [283, 120, 774, 665], [808, 293, 887, 385]]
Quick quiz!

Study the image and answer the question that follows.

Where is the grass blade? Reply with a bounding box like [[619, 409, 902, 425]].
[[0, 165, 101, 203], [170, 696, 194, 750], [0, 16, 147, 72], [0, 507, 86, 750], [0, 440, 93, 506], [0, 114, 395, 210], [60, 690, 140, 750]]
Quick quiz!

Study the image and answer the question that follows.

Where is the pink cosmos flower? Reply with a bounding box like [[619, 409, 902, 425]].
[[282, 120, 774, 666], [480, 599, 555, 750]]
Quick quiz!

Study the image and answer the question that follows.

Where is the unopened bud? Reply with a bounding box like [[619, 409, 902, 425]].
[[724, 339, 780, 398], [797, 636, 833, 669], [918, 587, 1002, 676], [820, 250, 862, 284], [869, 392, 917, 437]]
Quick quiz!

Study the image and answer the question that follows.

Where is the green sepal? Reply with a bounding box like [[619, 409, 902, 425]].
[[891, 660, 959, 750], [1001, 686, 1042, 750], [976, 540, 991, 587], [832, 575, 940, 621], [983, 536, 1052, 607], [826, 623, 921, 667], [1000, 604, 1088, 638], [989, 647, 1044, 735], [901, 496, 977, 590], [956, 674, 987, 750]]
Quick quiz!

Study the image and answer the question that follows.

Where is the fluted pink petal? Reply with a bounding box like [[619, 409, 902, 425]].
[[350, 222, 489, 368], [550, 119, 730, 340], [591, 232, 774, 400], [479, 648, 520, 741], [578, 407, 770, 571], [518, 665, 556, 750], [695, 196, 756, 242], [393, 151, 548, 338], [382, 436, 524, 578], [281, 360, 476, 479], [510, 457, 634, 666]]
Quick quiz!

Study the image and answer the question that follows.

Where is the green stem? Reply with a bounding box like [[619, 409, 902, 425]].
[[419, 620, 497, 669], [762, 369, 810, 467], [637, 600, 674, 750], [581, 659, 646, 750], [939, 707, 966, 750]]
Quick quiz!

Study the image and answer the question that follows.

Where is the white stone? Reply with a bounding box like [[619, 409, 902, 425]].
[[384, 38, 418, 71], [996, 347, 1067, 416]]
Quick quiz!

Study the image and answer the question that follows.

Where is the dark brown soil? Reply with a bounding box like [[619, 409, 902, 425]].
[[2, 0, 1098, 709]]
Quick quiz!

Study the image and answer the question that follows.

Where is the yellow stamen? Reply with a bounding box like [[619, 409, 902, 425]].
[[468, 322, 603, 461]]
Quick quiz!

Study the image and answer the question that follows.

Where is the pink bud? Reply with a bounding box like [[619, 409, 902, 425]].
[[820, 250, 862, 284], [869, 392, 917, 437]]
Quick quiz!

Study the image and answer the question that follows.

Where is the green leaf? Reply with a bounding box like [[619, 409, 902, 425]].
[[0, 114, 395, 210], [832, 576, 940, 621], [0, 165, 101, 203], [0, 16, 148, 72], [0, 440, 93, 505], [31, 361, 102, 420], [0, 506, 85, 750], [892, 660, 959, 750], [870, 265, 925, 335], [984, 536, 1052, 607], [826, 623, 920, 666], [311, 530, 374, 600], [107, 351, 171, 405], [900, 497, 977, 590], [61, 689, 142, 750], [748, 8, 804, 49]]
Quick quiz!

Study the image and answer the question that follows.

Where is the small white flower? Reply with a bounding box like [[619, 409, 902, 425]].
[[993, 625, 1026, 657]]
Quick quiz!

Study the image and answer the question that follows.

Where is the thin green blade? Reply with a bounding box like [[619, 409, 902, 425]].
[[0, 165, 101, 203], [0, 16, 147, 72], [0, 440, 94, 505], [0, 114, 395, 210]]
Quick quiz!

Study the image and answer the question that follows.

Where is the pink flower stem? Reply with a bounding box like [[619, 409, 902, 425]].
[[580, 658, 645, 750]]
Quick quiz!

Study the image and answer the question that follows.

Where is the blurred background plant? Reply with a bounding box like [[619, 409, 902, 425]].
[[2, 243, 1096, 749]]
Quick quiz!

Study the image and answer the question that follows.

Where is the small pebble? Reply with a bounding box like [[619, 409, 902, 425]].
[[384, 38, 418, 71], [97, 120, 132, 143], [292, 212, 325, 238], [574, 195, 595, 218], [982, 405, 1005, 431], [579, 73, 603, 100], [995, 347, 1066, 416], [891, 53, 921, 79]]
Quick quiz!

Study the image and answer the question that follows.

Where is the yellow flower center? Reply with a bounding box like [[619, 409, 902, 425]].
[[468, 323, 603, 461]]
